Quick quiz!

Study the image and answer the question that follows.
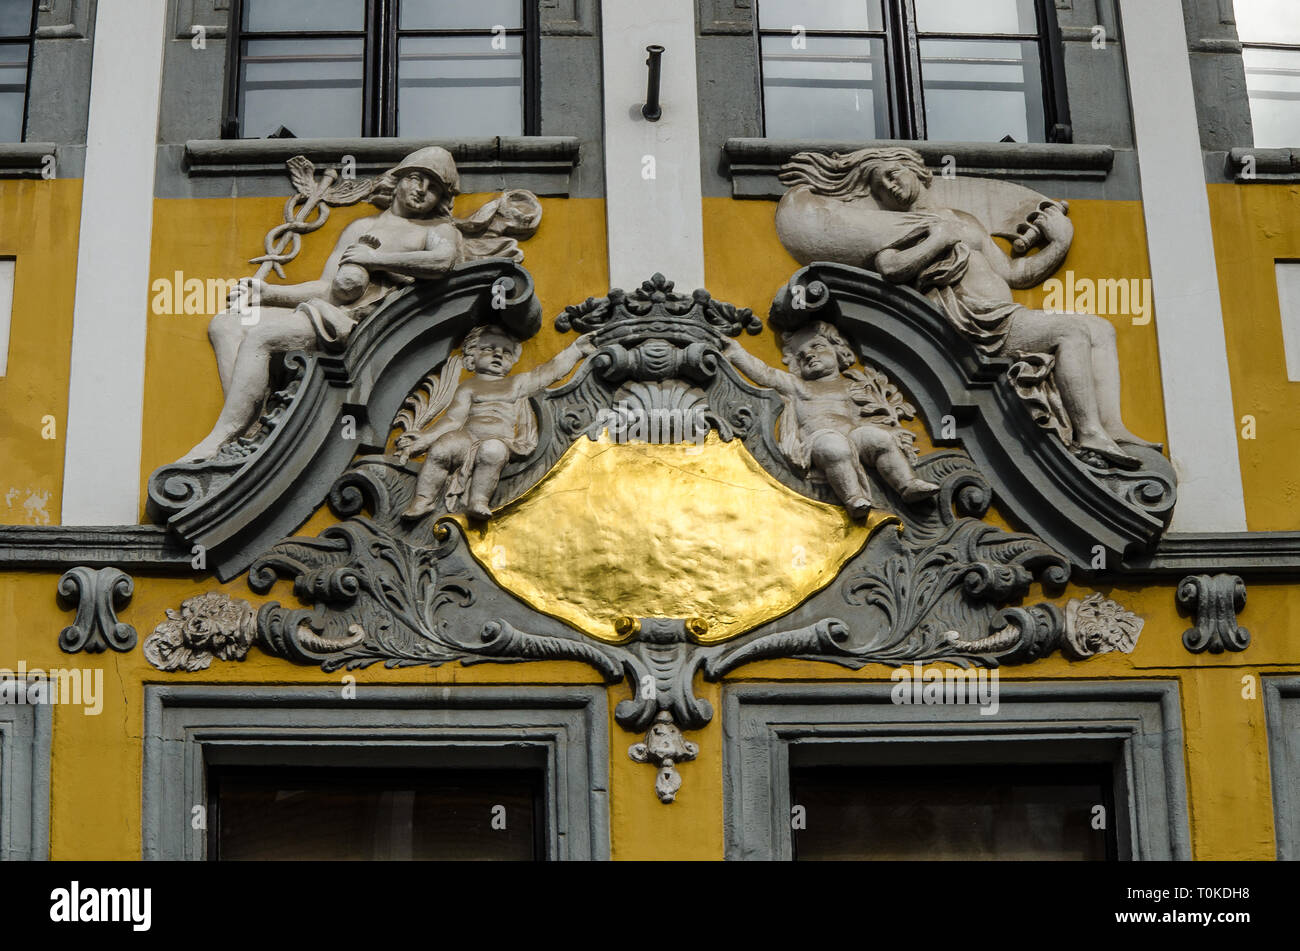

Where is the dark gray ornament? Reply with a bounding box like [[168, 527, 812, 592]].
[[57, 567, 137, 653], [1177, 574, 1249, 654]]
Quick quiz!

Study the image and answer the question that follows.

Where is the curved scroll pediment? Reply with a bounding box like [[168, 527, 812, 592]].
[[769, 262, 1177, 571], [146, 259, 542, 580]]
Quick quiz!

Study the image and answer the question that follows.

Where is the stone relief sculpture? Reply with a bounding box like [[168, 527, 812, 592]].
[[184, 146, 543, 461], [775, 147, 1159, 470], [721, 321, 939, 516], [394, 324, 596, 519]]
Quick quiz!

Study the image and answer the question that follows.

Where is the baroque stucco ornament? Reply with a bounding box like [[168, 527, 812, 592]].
[[775, 147, 1161, 471], [175, 147, 543, 463], [144, 273, 1155, 803]]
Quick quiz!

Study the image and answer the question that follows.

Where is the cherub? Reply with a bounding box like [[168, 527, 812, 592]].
[[395, 325, 596, 520], [722, 322, 939, 517]]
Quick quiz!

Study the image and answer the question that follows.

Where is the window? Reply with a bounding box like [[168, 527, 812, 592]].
[[723, 683, 1191, 860], [1235, 0, 1300, 148], [756, 0, 1070, 143], [0, 0, 37, 142], [223, 0, 538, 139], [791, 763, 1116, 860], [209, 766, 544, 860]]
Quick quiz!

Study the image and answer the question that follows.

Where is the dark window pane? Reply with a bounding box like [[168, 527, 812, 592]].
[[758, 0, 883, 33], [0, 0, 34, 38], [397, 34, 522, 137], [761, 34, 889, 139], [915, 0, 1038, 35], [240, 37, 364, 137], [1244, 47, 1300, 148], [791, 764, 1114, 861], [244, 0, 365, 33], [213, 768, 542, 860], [400, 0, 522, 31], [1234, 0, 1300, 46], [0, 42, 25, 142], [920, 38, 1044, 142]]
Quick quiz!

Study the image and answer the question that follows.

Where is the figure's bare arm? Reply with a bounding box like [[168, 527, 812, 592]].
[[874, 222, 963, 284], [348, 222, 464, 280], [992, 205, 1073, 289], [233, 219, 372, 309], [509, 333, 597, 396], [721, 339, 802, 396]]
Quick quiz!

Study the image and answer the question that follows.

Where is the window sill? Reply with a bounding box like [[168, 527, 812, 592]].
[[1227, 147, 1300, 183], [182, 136, 583, 196], [0, 143, 57, 179], [724, 137, 1116, 198]]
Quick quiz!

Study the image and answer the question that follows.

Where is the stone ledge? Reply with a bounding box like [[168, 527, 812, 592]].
[[725, 137, 1116, 198], [1122, 532, 1300, 578], [0, 525, 193, 570], [1226, 146, 1300, 183], [7, 524, 1300, 580], [182, 136, 583, 196], [0, 143, 57, 178]]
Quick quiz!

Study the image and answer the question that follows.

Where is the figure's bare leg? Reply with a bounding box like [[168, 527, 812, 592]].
[[401, 434, 471, 519], [208, 308, 255, 395], [810, 432, 872, 518], [465, 439, 511, 520], [184, 308, 317, 461], [853, 428, 939, 503], [1002, 311, 1139, 467], [1082, 315, 1162, 449]]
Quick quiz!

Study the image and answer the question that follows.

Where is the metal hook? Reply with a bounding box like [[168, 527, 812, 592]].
[[642, 45, 664, 121]]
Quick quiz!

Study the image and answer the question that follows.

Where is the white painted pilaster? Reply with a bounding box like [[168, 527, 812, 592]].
[[60, 0, 168, 525], [600, 0, 706, 290], [1118, 0, 1248, 532]]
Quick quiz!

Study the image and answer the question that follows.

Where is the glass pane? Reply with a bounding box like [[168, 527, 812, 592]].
[[0, 0, 34, 38], [915, 0, 1038, 35], [0, 43, 25, 141], [1245, 47, 1300, 147], [791, 765, 1114, 861], [240, 37, 364, 138], [761, 34, 889, 139], [244, 0, 365, 33], [920, 38, 1044, 142], [215, 768, 541, 861], [757, 0, 882, 33], [397, 34, 523, 137], [401, 0, 522, 31], [1234, 0, 1300, 46]]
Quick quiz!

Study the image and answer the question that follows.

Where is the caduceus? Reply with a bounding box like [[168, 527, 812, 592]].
[[229, 156, 376, 321]]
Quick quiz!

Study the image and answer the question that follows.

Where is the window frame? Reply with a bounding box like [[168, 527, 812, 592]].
[[0, 0, 40, 143], [220, 0, 541, 140], [1236, 27, 1300, 149], [142, 684, 610, 860], [722, 680, 1191, 861], [754, 0, 1072, 143], [0, 677, 52, 861]]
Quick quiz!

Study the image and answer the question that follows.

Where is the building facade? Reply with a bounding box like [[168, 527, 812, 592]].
[[0, 0, 1298, 860]]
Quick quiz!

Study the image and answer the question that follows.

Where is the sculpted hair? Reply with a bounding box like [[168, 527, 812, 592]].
[[780, 321, 857, 371], [461, 325, 522, 366], [779, 147, 933, 200]]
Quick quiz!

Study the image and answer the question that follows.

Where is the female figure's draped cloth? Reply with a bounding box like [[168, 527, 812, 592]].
[[863, 210, 1023, 356]]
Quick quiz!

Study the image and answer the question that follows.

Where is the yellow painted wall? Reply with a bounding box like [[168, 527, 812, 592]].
[[0, 188, 1291, 861], [0, 178, 81, 526], [1209, 183, 1300, 530]]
